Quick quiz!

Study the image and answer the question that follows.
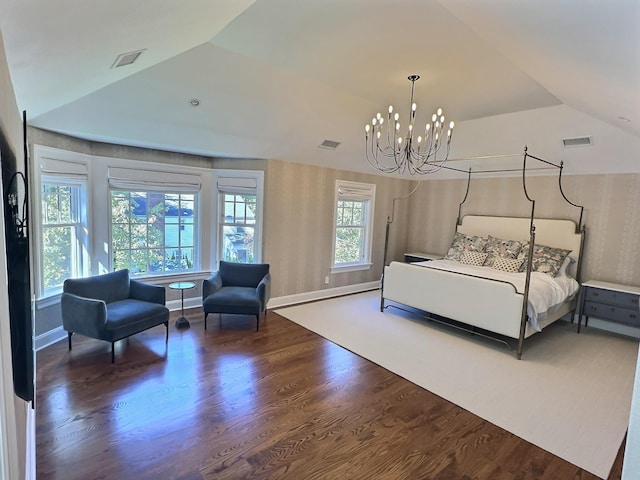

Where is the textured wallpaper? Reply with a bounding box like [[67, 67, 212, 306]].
[[406, 173, 640, 286], [264, 159, 412, 297]]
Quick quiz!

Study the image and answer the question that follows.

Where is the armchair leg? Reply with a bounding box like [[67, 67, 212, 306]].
[[204, 312, 208, 330], [68, 332, 73, 351], [111, 342, 115, 363], [164, 321, 169, 344]]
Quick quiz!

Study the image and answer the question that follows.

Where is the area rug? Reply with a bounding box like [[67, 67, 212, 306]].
[[275, 290, 639, 479]]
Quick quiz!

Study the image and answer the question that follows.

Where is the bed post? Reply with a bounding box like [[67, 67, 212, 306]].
[[517, 148, 536, 359], [381, 215, 392, 311], [456, 168, 472, 227], [380, 181, 423, 312], [517, 225, 535, 359]]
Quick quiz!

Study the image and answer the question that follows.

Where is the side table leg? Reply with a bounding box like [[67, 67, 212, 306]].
[[175, 289, 191, 329]]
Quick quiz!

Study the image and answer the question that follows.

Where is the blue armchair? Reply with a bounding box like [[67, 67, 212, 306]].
[[202, 261, 270, 331], [61, 269, 170, 362]]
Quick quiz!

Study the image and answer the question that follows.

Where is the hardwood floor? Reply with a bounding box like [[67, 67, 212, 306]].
[[36, 307, 625, 479]]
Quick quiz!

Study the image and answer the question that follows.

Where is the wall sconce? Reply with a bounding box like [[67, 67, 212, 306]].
[[6, 171, 27, 239]]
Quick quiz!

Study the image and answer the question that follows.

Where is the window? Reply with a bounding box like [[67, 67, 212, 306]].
[[214, 172, 264, 264], [220, 193, 256, 263], [332, 180, 375, 272], [110, 191, 196, 275], [40, 179, 88, 296]]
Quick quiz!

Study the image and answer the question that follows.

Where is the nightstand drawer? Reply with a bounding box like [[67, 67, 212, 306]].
[[585, 288, 639, 309], [583, 301, 640, 327]]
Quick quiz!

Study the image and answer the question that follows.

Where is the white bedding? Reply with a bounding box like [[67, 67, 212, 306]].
[[411, 259, 579, 331]]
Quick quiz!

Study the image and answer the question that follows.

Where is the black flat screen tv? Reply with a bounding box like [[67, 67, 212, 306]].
[[0, 111, 34, 405]]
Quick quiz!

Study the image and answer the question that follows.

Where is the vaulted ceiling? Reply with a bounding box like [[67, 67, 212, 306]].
[[1, 0, 639, 177]]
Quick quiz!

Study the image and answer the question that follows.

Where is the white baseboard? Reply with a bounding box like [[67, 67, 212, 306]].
[[267, 281, 380, 309], [35, 326, 67, 351], [35, 283, 379, 351]]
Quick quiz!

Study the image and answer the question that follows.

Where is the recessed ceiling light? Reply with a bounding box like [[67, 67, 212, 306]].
[[189, 99, 200, 107]]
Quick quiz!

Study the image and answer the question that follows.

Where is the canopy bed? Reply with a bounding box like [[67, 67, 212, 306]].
[[380, 148, 586, 359]]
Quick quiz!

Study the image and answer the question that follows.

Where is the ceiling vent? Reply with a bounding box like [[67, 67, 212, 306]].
[[562, 136, 592, 148], [111, 49, 146, 69], [319, 139, 341, 150]]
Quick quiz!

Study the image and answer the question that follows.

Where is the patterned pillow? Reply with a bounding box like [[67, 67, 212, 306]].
[[445, 233, 489, 262], [517, 243, 530, 271], [492, 256, 523, 273], [459, 250, 488, 266], [518, 243, 571, 276], [483, 235, 524, 267]]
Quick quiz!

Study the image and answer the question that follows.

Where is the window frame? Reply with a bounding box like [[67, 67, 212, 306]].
[[219, 192, 257, 264], [331, 180, 375, 273], [108, 189, 199, 277], [212, 170, 264, 265], [37, 176, 89, 298], [29, 144, 93, 300]]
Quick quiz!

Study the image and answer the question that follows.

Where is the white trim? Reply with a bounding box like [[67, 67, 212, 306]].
[[267, 281, 380, 309], [26, 406, 35, 480], [33, 146, 92, 300], [107, 166, 202, 192], [166, 297, 202, 313], [332, 179, 376, 270], [35, 326, 66, 351], [330, 263, 373, 274], [212, 169, 264, 264]]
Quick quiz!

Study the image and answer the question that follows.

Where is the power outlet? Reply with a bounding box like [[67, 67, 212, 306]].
[[324, 276, 330, 285]]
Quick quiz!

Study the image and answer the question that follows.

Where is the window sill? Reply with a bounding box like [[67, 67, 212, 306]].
[[36, 293, 62, 310], [330, 263, 373, 274]]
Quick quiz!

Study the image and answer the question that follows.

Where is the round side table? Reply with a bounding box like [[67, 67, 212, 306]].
[[169, 281, 196, 329]]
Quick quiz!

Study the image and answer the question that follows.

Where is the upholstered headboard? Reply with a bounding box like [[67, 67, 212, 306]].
[[457, 215, 584, 273]]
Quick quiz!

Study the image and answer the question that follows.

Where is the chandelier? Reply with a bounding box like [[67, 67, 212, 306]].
[[365, 75, 455, 175]]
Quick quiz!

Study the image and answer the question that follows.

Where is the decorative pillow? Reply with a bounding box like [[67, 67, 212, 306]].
[[517, 243, 530, 271], [459, 250, 488, 266], [483, 235, 524, 267], [518, 243, 572, 276], [492, 256, 523, 273], [445, 233, 489, 262]]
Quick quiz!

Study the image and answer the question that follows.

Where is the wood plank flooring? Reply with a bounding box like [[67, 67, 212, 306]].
[[36, 307, 625, 479]]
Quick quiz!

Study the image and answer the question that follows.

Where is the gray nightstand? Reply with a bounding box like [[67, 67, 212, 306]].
[[577, 280, 640, 333], [404, 252, 443, 263]]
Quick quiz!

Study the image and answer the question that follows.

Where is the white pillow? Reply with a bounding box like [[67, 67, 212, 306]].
[[555, 253, 575, 277]]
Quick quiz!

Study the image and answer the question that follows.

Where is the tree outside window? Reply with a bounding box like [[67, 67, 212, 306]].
[[40, 181, 86, 296], [111, 191, 196, 274], [332, 181, 375, 271], [220, 193, 256, 263], [335, 199, 366, 264]]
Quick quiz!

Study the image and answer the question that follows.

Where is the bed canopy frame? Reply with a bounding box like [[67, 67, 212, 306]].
[[381, 146, 586, 358], [383, 146, 585, 267]]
